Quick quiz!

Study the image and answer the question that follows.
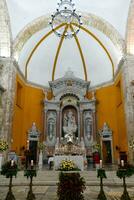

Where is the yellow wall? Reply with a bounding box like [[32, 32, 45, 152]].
[[114, 74, 128, 153], [12, 74, 44, 154], [12, 72, 128, 161], [95, 73, 128, 162]]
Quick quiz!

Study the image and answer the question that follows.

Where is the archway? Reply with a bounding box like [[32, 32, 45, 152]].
[[62, 105, 78, 138]]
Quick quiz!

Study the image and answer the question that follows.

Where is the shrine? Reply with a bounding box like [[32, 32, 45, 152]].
[[44, 70, 96, 159]]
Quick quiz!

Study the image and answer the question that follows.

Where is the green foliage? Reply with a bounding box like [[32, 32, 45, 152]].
[[116, 165, 134, 178], [0, 139, 8, 151], [1, 161, 18, 178], [57, 172, 86, 200], [38, 142, 45, 151], [24, 169, 37, 178], [97, 169, 107, 179]]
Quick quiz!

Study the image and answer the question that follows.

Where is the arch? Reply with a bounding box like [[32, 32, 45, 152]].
[[13, 13, 125, 61], [126, 0, 134, 54], [70, 24, 87, 81], [52, 24, 88, 81], [0, 0, 12, 57], [25, 23, 66, 79], [61, 105, 78, 138], [52, 24, 69, 81], [25, 22, 115, 81], [72, 23, 114, 77]]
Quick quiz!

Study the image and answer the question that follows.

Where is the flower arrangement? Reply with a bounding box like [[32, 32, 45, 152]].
[[116, 164, 134, 178], [0, 139, 8, 152], [93, 142, 101, 152], [1, 161, 18, 178], [59, 159, 80, 171], [38, 142, 45, 151]]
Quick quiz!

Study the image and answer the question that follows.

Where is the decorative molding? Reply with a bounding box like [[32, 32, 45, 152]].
[[13, 13, 125, 61]]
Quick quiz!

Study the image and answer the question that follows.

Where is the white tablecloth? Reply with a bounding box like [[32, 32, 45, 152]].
[[54, 155, 84, 171]]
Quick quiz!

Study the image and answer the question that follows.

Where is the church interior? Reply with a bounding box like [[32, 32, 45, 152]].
[[0, 0, 134, 171]]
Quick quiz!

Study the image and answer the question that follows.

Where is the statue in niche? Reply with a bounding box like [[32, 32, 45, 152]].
[[48, 118, 55, 140], [63, 109, 77, 143], [85, 117, 92, 140], [29, 122, 40, 136]]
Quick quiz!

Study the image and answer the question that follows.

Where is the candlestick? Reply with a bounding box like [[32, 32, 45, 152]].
[[100, 160, 102, 168], [11, 159, 14, 166], [121, 160, 124, 167], [31, 160, 34, 166]]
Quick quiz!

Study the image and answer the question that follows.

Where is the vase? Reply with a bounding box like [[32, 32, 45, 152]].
[[0, 152, 3, 171]]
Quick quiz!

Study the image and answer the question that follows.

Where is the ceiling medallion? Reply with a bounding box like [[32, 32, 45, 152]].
[[49, 0, 83, 39]]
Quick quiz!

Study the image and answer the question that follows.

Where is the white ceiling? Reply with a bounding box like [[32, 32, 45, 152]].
[[5, 0, 131, 87], [18, 25, 121, 87], [6, 0, 131, 39]]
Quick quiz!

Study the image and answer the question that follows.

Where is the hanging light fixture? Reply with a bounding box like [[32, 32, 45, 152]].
[[49, 0, 82, 39]]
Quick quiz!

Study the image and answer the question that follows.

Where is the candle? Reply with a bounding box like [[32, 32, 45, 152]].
[[31, 160, 34, 166], [121, 160, 124, 167], [117, 158, 120, 165], [11, 160, 14, 166], [27, 140, 29, 150], [100, 160, 102, 168]]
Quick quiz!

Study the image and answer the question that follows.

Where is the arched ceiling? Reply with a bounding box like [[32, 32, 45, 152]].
[[5, 0, 132, 87], [18, 25, 121, 87], [6, 0, 131, 39]]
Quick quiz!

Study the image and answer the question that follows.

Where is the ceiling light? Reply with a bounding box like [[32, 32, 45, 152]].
[[49, 0, 82, 39]]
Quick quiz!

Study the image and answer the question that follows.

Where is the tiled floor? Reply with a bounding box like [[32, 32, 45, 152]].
[[0, 185, 134, 200], [0, 170, 134, 200]]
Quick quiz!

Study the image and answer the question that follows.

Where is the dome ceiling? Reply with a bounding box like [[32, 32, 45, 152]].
[[6, 0, 131, 38], [5, 0, 131, 87]]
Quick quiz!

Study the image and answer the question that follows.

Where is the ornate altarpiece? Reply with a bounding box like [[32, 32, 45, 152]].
[[44, 71, 96, 156]]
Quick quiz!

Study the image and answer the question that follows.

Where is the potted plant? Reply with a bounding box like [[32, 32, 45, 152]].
[[57, 171, 86, 200], [1, 160, 18, 200]]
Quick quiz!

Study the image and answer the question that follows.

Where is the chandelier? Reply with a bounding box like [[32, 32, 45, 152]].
[[49, 0, 83, 39]]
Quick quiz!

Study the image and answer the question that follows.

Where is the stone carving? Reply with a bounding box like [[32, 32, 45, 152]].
[[84, 111, 93, 146], [48, 119, 55, 140], [49, 69, 90, 101], [84, 111, 93, 140], [99, 122, 112, 138], [44, 71, 96, 155], [28, 122, 40, 141], [63, 110, 77, 143], [85, 118, 92, 139], [47, 111, 56, 144]]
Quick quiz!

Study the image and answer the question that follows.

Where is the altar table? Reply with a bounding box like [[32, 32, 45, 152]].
[[54, 155, 84, 171]]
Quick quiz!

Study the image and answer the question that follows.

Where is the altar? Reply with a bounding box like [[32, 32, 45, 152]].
[[54, 155, 84, 171], [43, 70, 96, 160]]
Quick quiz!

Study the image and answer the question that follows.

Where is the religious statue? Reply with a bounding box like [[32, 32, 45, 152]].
[[85, 118, 92, 140], [29, 122, 40, 136], [48, 119, 54, 140], [63, 110, 77, 143]]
